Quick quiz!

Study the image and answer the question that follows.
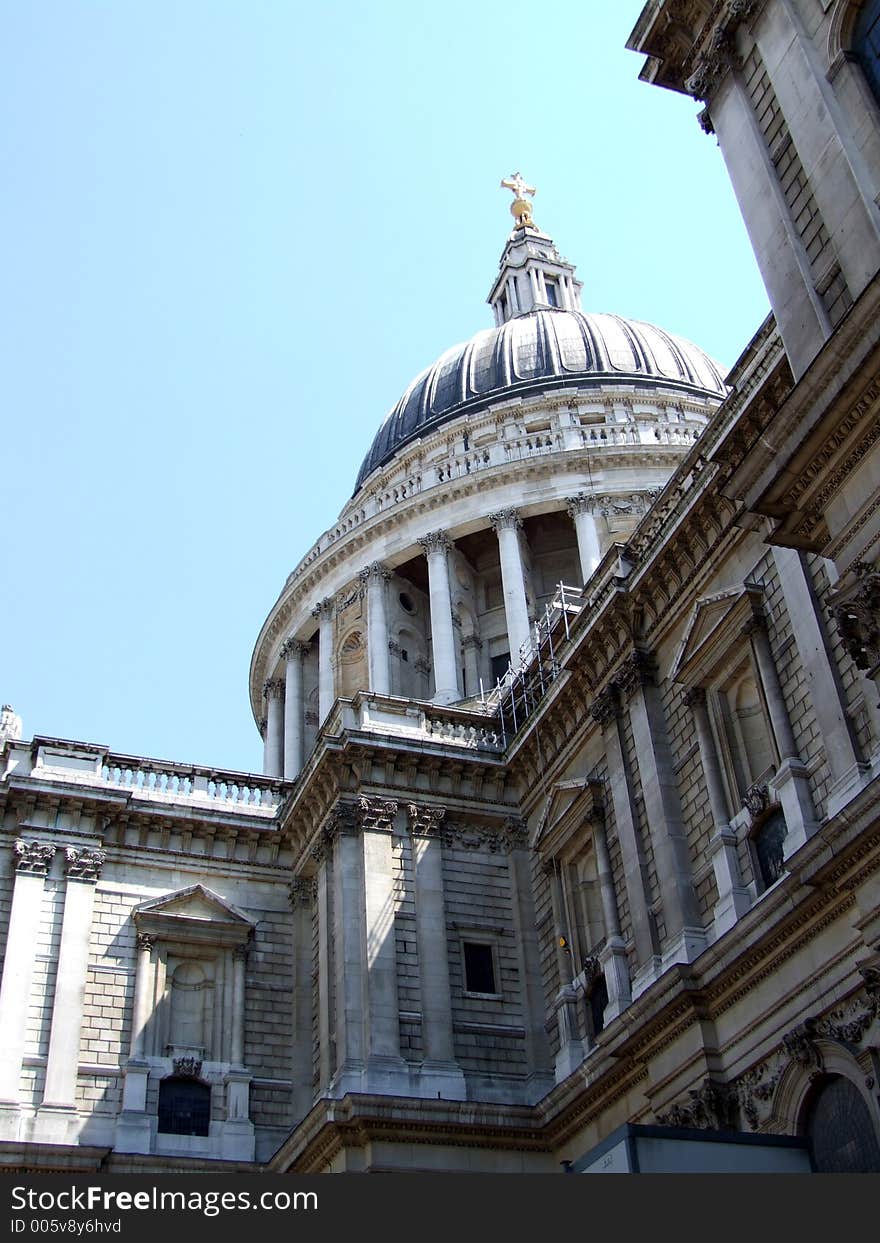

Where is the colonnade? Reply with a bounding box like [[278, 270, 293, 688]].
[[262, 501, 603, 779]]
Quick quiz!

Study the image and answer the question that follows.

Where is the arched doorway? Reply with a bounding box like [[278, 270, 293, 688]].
[[801, 1074, 880, 1172]]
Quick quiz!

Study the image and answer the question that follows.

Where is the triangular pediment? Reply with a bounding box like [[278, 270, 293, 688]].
[[532, 778, 604, 859], [671, 584, 764, 686], [134, 884, 254, 929]]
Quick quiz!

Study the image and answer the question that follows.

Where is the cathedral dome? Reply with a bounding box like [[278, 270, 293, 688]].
[[354, 307, 726, 492]]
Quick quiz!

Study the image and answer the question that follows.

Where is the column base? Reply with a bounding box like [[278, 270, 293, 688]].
[[523, 1071, 556, 1105], [33, 1104, 80, 1145], [416, 1060, 467, 1101], [554, 1041, 586, 1082], [0, 1101, 22, 1141], [329, 1060, 367, 1098], [661, 927, 708, 971], [770, 759, 820, 858], [432, 688, 461, 707], [713, 887, 753, 938], [114, 1111, 153, 1155], [219, 1119, 255, 1161], [363, 1054, 411, 1096], [631, 956, 663, 1000], [120, 1060, 150, 1113], [599, 936, 632, 1024], [826, 761, 872, 818]]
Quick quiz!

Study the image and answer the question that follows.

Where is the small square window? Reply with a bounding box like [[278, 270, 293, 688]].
[[463, 941, 497, 995]]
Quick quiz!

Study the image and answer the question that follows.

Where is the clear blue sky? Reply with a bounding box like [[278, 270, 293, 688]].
[[1, 1, 769, 774]]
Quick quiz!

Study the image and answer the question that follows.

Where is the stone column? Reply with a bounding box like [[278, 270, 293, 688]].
[[358, 797, 408, 1093], [591, 810, 631, 1024], [683, 687, 751, 935], [222, 942, 255, 1160], [507, 825, 554, 1102], [616, 651, 705, 973], [772, 548, 869, 814], [418, 531, 461, 705], [282, 638, 309, 780], [744, 613, 819, 855], [589, 688, 657, 978], [312, 597, 336, 724], [230, 944, 247, 1067], [262, 679, 285, 778], [544, 861, 585, 1080], [566, 494, 602, 584], [0, 840, 55, 1140], [312, 838, 335, 1093], [490, 509, 532, 664], [129, 932, 155, 1062], [408, 804, 466, 1100], [116, 929, 155, 1153], [461, 634, 483, 699], [329, 805, 366, 1096], [288, 878, 316, 1121], [36, 846, 106, 1142], [360, 562, 392, 697]]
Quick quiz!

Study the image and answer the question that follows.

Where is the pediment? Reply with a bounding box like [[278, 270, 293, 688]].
[[133, 884, 254, 945], [532, 778, 604, 860], [671, 583, 764, 686]]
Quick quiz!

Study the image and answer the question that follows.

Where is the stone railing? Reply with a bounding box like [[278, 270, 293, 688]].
[[324, 694, 505, 754], [2, 739, 285, 816], [281, 411, 707, 591]]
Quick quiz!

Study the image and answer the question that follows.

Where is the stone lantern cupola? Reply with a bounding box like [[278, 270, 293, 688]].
[[488, 172, 583, 324]]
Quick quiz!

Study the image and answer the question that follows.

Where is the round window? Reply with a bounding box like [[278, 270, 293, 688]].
[[399, 592, 415, 614]]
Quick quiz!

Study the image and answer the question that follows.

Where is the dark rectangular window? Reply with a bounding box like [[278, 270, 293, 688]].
[[545, 278, 559, 307], [490, 652, 511, 685], [463, 941, 496, 994]]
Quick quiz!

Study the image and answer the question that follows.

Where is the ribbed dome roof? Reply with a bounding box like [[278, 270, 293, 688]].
[[354, 307, 726, 492]]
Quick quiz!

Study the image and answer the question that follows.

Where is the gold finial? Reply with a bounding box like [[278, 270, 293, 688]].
[[501, 171, 537, 229]]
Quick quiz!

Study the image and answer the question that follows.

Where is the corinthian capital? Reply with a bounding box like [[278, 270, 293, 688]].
[[565, 493, 595, 519], [358, 561, 392, 584], [64, 846, 106, 883], [263, 678, 285, 701], [418, 530, 451, 557], [311, 596, 335, 621], [490, 508, 522, 534], [281, 638, 310, 662], [13, 839, 56, 875]]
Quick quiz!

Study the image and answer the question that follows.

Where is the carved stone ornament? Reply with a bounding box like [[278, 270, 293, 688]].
[[614, 648, 656, 697], [442, 820, 522, 854], [489, 508, 522, 534], [288, 877, 316, 908], [172, 1056, 203, 1080], [829, 562, 880, 680], [281, 637, 310, 662], [358, 561, 392, 583], [461, 633, 484, 651], [407, 803, 447, 837], [13, 839, 56, 875], [682, 685, 707, 710], [656, 1078, 739, 1131], [417, 530, 451, 557], [311, 596, 335, 621], [358, 795, 399, 832], [414, 656, 431, 676], [590, 685, 620, 728], [565, 493, 595, 518], [742, 781, 770, 820], [263, 678, 285, 701], [735, 992, 878, 1130], [64, 846, 106, 882], [136, 932, 157, 953]]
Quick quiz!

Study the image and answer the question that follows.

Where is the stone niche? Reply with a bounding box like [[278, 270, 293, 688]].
[[115, 884, 256, 1160]]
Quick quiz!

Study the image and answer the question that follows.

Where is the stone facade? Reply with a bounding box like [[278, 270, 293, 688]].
[[2, 0, 880, 1175]]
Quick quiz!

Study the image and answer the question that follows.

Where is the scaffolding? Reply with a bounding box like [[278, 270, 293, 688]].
[[480, 582, 584, 745]]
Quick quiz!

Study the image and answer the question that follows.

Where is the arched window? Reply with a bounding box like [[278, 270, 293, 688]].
[[157, 1077, 211, 1137], [751, 806, 787, 891], [854, 0, 880, 105], [802, 1074, 880, 1172]]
